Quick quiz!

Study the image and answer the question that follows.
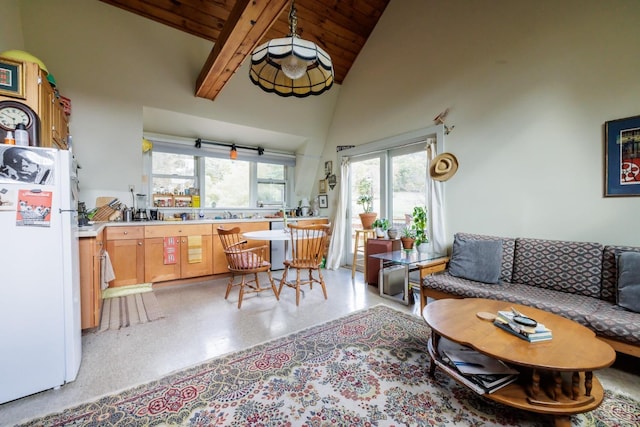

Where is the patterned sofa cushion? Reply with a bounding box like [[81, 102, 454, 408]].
[[455, 233, 516, 283], [449, 235, 503, 284], [585, 304, 640, 345], [423, 272, 511, 301], [486, 282, 609, 327], [511, 238, 603, 298], [601, 245, 640, 303], [422, 273, 607, 326]]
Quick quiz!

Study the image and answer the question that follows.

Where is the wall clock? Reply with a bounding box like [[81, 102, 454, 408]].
[[0, 100, 40, 146]]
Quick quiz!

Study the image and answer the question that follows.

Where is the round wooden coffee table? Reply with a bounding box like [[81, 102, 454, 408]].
[[423, 298, 616, 427]]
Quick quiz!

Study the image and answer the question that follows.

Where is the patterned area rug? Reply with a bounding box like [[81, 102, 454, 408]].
[[21, 305, 639, 426]]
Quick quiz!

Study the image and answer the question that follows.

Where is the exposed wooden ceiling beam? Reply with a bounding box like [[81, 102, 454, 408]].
[[195, 0, 289, 101], [99, 0, 391, 99]]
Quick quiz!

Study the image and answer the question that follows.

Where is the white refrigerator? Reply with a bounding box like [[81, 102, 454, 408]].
[[0, 146, 82, 404]]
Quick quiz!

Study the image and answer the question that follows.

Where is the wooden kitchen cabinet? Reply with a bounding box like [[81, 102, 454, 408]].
[[144, 223, 213, 282], [296, 218, 329, 227], [41, 79, 69, 149], [105, 226, 145, 287], [0, 59, 69, 148], [79, 231, 104, 329], [212, 221, 270, 274]]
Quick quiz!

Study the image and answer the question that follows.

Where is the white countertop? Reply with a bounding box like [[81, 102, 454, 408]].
[[77, 217, 328, 238]]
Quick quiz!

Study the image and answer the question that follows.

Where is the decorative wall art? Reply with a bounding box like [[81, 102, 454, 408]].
[[318, 194, 328, 208], [0, 58, 25, 99], [324, 161, 332, 176], [604, 115, 640, 197], [319, 179, 327, 194]]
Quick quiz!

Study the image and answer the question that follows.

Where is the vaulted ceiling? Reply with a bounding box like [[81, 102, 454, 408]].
[[99, 0, 390, 100]]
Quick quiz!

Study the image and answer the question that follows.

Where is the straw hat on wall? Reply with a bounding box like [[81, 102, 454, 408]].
[[429, 152, 459, 181]]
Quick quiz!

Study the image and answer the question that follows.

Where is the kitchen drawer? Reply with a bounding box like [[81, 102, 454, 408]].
[[145, 223, 212, 238], [213, 222, 269, 234], [105, 226, 144, 240], [296, 219, 329, 227]]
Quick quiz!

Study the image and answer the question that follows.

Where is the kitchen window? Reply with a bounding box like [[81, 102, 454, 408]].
[[256, 163, 286, 207], [203, 157, 250, 208], [146, 137, 294, 210], [151, 152, 196, 196]]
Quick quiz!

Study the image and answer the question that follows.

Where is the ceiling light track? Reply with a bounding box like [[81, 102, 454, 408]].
[[195, 138, 264, 156]]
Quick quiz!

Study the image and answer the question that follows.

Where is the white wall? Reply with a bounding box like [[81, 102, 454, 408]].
[[324, 0, 640, 246], [4, 0, 338, 207], [0, 1, 23, 49], [3, 0, 639, 246]]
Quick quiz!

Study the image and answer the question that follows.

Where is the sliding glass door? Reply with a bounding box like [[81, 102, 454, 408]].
[[389, 146, 427, 227], [350, 155, 382, 231], [346, 144, 428, 269]]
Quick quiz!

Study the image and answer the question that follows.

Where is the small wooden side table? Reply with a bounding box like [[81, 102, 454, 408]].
[[417, 257, 449, 312], [351, 229, 375, 279]]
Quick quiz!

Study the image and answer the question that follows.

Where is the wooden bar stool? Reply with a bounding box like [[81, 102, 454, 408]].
[[351, 229, 375, 279]]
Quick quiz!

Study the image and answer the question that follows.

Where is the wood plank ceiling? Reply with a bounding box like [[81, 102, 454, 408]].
[[99, 0, 390, 100]]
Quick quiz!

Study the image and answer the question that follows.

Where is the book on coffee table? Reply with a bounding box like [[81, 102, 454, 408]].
[[434, 338, 520, 394], [442, 349, 519, 375], [493, 317, 552, 342]]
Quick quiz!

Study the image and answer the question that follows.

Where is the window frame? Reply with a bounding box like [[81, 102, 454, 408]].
[[256, 163, 288, 207], [144, 135, 295, 210], [337, 124, 444, 266]]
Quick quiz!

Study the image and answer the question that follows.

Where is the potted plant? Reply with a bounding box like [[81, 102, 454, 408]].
[[400, 226, 416, 250], [356, 194, 377, 229], [387, 224, 399, 239], [412, 205, 429, 252], [372, 218, 389, 238]]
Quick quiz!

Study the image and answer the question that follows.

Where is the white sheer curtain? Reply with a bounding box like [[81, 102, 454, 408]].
[[426, 139, 446, 255], [326, 157, 350, 270]]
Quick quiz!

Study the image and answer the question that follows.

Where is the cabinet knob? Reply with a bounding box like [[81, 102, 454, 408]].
[[124, 231, 128, 235], [138, 241, 143, 246]]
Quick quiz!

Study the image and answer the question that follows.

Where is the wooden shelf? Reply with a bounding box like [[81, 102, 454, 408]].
[[427, 338, 605, 417], [152, 194, 199, 208]]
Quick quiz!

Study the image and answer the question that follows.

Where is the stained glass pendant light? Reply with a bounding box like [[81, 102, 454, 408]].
[[249, 0, 333, 97]]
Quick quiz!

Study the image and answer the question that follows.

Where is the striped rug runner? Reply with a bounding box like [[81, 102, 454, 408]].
[[99, 291, 164, 331]]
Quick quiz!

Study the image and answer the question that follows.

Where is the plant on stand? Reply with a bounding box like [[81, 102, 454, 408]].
[[356, 178, 377, 230], [356, 194, 377, 230], [372, 218, 389, 238], [412, 205, 429, 252], [400, 225, 416, 250]]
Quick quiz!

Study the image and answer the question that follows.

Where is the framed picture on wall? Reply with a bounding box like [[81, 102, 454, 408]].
[[0, 58, 26, 99], [319, 179, 327, 194], [318, 194, 328, 208], [324, 161, 332, 176], [604, 115, 640, 197]]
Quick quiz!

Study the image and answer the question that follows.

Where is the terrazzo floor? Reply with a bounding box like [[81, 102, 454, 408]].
[[1, 267, 638, 425]]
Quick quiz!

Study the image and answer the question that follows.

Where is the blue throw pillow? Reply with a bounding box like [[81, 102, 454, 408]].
[[449, 236, 503, 284], [617, 251, 640, 313]]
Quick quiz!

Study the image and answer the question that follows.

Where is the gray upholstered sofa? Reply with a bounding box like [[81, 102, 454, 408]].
[[421, 232, 640, 358]]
